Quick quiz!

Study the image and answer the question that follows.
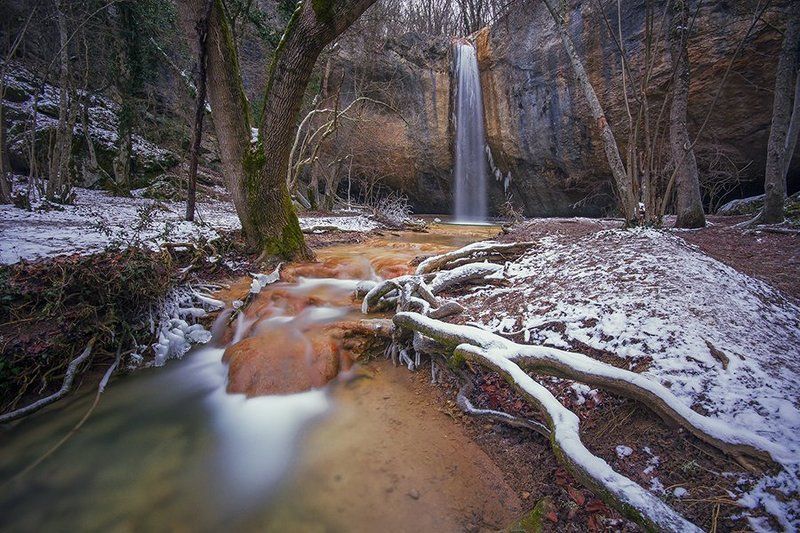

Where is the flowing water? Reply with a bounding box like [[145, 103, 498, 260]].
[[0, 222, 521, 532], [453, 42, 489, 223]]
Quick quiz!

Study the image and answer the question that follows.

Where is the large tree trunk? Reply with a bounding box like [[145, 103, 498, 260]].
[[180, 0, 376, 259], [762, 3, 800, 224], [669, 0, 705, 229], [540, 0, 636, 224]]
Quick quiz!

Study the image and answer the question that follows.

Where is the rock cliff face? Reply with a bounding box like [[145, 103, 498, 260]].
[[326, 34, 453, 213], [476, 0, 794, 216], [333, 0, 795, 216]]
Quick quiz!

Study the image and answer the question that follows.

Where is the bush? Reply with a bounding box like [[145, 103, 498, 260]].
[[0, 248, 171, 410]]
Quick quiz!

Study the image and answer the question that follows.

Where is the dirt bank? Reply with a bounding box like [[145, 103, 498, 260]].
[[246, 359, 524, 532]]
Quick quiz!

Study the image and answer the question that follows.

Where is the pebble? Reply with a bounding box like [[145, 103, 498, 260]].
[[408, 489, 420, 500]]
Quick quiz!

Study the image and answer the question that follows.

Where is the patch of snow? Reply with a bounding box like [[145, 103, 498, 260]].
[[0, 184, 382, 264], [571, 383, 599, 405], [615, 445, 633, 458], [298, 215, 381, 233], [0, 186, 240, 264], [456, 228, 800, 527], [673, 487, 688, 498]]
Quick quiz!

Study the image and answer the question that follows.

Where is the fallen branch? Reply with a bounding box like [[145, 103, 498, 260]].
[[0, 337, 96, 424], [5, 345, 121, 485]]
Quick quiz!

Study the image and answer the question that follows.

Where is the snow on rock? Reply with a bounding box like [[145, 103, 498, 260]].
[[299, 215, 381, 233], [456, 228, 800, 528]]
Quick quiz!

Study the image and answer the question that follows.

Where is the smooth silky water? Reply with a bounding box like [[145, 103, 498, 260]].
[[0, 222, 505, 533], [453, 41, 489, 224]]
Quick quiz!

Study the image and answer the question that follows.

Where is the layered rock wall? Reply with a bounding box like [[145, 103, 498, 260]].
[[329, 0, 795, 216]]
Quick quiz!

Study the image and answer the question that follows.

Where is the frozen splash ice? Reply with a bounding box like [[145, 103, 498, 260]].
[[453, 42, 488, 223]]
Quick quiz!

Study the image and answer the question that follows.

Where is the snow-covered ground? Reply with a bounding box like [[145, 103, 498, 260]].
[[298, 215, 381, 233], [456, 227, 800, 530], [0, 186, 380, 264]]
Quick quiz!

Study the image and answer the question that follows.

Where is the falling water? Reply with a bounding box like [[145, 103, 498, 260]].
[[453, 42, 488, 222]]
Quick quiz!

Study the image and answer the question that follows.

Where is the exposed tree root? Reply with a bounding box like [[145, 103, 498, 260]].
[[390, 311, 790, 532], [358, 239, 791, 531], [0, 337, 96, 424], [456, 379, 551, 438], [415, 240, 532, 275], [5, 346, 122, 485]]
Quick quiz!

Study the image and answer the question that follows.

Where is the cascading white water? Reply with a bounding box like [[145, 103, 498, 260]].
[[453, 42, 488, 223]]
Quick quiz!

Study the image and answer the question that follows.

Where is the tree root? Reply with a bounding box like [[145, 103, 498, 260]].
[[415, 240, 533, 275], [389, 311, 791, 532], [5, 346, 122, 486], [360, 242, 790, 530], [0, 337, 96, 424], [456, 379, 551, 438], [360, 264, 499, 317]]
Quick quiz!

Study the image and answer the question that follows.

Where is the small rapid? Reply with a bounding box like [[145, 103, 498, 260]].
[[0, 222, 501, 532]]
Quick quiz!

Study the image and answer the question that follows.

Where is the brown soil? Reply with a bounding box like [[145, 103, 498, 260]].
[[676, 215, 800, 301], [247, 359, 525, 533]]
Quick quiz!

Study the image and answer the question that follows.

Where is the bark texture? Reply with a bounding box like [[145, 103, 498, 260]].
[[180, 0, 376, 259], [185, 0, 213, 222], [762, 3, 800, 224], [669, 0, 705, 228], [0, 100, 11, 203]]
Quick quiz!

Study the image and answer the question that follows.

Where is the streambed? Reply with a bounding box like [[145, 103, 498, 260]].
[[0, 222, 518, 532]]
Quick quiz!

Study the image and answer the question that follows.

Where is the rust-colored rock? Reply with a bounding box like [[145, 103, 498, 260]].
[[224, 327, 341, 397]]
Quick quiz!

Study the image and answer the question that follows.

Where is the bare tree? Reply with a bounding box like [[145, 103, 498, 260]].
[[541, 0, 637, 224], [179, 0, 377, 259], [761, 2, 800, 224], [185, 0, 214, 221], [45, 0, 77, 203], [668, 0, 705, 228]]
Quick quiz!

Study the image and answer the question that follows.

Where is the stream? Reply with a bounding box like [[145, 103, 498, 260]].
[[0, 222, 522, 532]]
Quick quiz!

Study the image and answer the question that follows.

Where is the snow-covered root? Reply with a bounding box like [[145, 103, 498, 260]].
[[360, 265, 497, 316], [415, 240, 532, 275], [456, 343, 701, 533], [393, 312, 790, 465], [391, 312, 793, 532]]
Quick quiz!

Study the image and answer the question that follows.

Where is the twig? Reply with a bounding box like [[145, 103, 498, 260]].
[[5, 345, 121, 485]]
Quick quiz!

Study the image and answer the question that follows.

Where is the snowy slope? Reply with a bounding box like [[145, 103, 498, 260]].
[[456, 228, 800, 529]]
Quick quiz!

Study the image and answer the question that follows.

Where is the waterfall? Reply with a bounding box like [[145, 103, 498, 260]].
[[453, 42, 488, 222]]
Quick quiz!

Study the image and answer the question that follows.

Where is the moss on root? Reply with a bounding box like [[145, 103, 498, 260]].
[[508, 497, 554, 533]]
